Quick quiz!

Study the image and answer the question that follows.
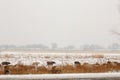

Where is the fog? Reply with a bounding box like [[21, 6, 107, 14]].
[[0, 0, 119, 47]]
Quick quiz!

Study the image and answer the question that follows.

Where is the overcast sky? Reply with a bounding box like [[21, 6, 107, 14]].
[[0, 0, 119, 47]]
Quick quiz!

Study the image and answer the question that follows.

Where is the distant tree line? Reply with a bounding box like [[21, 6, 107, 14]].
[[0, 43, 120, 51]]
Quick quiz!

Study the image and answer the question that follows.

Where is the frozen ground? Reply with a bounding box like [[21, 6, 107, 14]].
[[0, 51, 120, 66], [0, 73, 120, 80]]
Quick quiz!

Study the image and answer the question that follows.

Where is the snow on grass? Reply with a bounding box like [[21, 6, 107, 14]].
[[0, 51, 120, 66]]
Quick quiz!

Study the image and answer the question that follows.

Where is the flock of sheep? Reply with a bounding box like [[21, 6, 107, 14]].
[[0, 60, 120, 74]]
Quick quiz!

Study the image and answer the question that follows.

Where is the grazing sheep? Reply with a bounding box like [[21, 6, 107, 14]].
[[1, 62, 11, 74], [2, 62, 10, 65], [74, 61, 81, 68], [47, 61, 55, 65], [47, 61, 56, 70], [74, 61, 80, 65]]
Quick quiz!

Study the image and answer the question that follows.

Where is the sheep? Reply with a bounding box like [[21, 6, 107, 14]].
[[47, 61, 55, 65], [47, 61, 56, 70], [1, 62, 11, 74], [74, 61, 80, 65], [2, 62, 10, 65], [74, 61, 81, 68]]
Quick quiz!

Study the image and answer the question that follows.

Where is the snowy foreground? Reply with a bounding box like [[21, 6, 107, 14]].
[[0, 51, 120, 80], [0, 73, 120, 80], [0, 51, 120, 66]]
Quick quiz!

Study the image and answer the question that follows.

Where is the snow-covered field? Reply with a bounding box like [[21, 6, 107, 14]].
[[0, 51, 120, 66], [0, 73, 120, 80], [0, 51, 120, 79]]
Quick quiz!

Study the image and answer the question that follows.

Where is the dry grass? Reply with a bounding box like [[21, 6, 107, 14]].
[[0, 62, 120, 74], [9, 65, 48, 74], [2, 54, 14, 58], [91, 54, 104, 58]]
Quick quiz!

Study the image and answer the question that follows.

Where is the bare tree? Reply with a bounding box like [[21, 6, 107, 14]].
[[111, 30, 120, 36], [108, 43, 120, 51]]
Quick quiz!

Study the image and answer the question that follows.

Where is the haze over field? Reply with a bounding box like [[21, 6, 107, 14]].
[[0, 0, 119, 47]]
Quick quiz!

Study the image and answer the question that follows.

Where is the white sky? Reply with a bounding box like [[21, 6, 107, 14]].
[[0, 0, 119, 47]]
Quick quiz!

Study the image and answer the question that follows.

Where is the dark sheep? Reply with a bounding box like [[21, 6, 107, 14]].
[[47, 61, 55, 65], [2, 62, 10, 65], [74, 61, 81, 65]]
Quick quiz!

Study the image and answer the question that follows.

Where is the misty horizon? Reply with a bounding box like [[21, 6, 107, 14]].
[[0, 0, 120, 47]]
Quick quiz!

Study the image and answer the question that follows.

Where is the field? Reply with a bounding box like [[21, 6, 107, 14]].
[[0, 51, 120, 74], [0, 73, 120, 80]]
